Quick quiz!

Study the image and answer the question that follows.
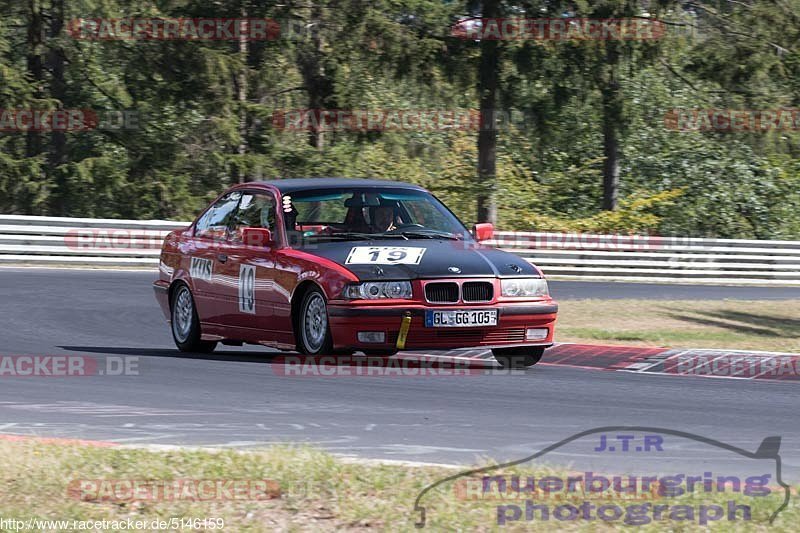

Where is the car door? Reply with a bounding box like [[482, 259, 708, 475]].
[[185, 190, 243, 325], [218, 190, 281, 335]]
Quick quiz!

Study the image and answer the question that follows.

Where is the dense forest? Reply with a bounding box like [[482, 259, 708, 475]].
[[0, 1, 798, 238]]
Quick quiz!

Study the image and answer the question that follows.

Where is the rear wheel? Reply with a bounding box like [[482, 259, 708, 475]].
[[492, 346, 545, 369], [171, 284, 217, 353], [296, 287, 333, 355]]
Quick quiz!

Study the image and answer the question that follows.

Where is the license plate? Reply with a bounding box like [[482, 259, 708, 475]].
[[425, 309, 498, 328]]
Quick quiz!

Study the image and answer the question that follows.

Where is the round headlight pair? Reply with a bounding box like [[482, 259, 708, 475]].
[[343, 281, 413, 300]]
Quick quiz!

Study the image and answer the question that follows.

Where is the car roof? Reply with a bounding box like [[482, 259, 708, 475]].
[[255, 177, 427, 194]]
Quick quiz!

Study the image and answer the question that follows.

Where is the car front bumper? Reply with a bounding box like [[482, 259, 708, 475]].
[[327, 302, 558, 351]]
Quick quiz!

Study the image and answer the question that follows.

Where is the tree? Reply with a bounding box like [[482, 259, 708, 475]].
[[476, 0, 500, 224]]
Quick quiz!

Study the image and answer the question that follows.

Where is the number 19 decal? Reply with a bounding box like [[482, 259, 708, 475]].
[[345, 246, 426, 265], [239, 264, 256, 314]]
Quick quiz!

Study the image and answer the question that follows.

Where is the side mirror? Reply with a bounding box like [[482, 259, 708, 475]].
[[472, 222, 494, 242], [242, 227, 274, 247]]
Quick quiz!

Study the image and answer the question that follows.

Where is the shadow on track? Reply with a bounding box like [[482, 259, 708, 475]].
[[59, 345, 281, 364], [665, 310, 800, 338], [57, 346, 500, 370]]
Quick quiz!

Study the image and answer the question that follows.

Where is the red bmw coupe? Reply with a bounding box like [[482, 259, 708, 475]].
[[153, 178, 557, 368]]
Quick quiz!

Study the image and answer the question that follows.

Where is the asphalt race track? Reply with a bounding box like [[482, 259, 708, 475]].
[[0, 268, 798, 482]]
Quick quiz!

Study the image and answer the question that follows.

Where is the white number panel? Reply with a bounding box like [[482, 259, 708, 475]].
[[345, 246, 426, 265], [238, 264, 256, 314]]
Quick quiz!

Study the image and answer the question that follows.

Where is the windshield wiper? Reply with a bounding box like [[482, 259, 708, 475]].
[[397, 230, 462, 240]]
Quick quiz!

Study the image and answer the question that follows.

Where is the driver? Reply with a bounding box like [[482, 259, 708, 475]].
[[371, 205, 397, 232]]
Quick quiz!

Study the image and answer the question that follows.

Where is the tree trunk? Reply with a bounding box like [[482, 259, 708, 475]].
[[476, 0, 500, 225], [601, 50, 622, 211], [297, 3, 330, 150], [234, 2, 250, 183], [48, 0, 67, 214], [601, 90, 620, 211], [25, 0, 44, 159]]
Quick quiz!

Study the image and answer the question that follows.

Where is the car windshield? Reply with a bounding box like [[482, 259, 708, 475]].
[[282, 187, 470, 244]]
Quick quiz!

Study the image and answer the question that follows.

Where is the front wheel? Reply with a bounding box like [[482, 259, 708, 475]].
[[492, 346, 546, 369], [171, 283, 217, 353], [296, 287, 333, 355]]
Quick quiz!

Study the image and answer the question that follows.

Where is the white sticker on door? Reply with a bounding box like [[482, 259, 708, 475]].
[[189, 257, 213, 281], [345, 246, 427, 265], [239, 264, 256, 314]]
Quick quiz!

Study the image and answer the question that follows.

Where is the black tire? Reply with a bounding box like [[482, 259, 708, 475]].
[[492, 346, 546, 369], [296, 287, 333, 355], [170, 283, 217, 353]]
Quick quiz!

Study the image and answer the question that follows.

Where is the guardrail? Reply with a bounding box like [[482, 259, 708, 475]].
[[1, 215, 799, 285], [486, 232, 800, 285], [0, 214, 181, 268]]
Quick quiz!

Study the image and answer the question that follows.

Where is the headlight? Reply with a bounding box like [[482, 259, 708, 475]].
[[342, 281, 413, 300], [501, 278, 549, 298]]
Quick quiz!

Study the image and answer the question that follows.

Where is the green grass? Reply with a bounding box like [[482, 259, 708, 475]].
[[555, 299, 800, 353], [0, 440, 797, 532]]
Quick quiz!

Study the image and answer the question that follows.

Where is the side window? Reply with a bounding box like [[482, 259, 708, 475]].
[[230, 192, 278, 243], [195, 191, 242, 240]]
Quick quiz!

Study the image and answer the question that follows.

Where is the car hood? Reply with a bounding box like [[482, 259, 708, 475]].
[[303, 239, 539, 280]]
